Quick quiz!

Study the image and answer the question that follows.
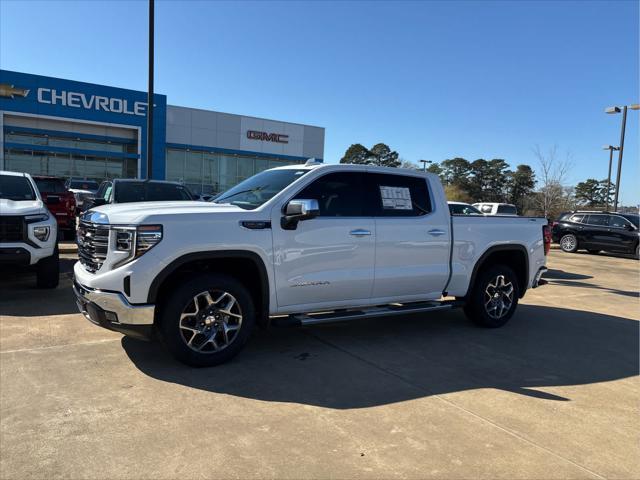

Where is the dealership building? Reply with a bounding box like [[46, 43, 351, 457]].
[[0, 70, 324, 194]]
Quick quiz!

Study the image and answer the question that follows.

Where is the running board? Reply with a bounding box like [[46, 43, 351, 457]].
[[271, 300, 461, 327]]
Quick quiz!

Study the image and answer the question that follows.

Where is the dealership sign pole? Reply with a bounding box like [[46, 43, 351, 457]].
[[146, 0, 154, 180]]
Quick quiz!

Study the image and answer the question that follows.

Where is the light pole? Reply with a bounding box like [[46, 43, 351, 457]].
[[146, 0, 155, 180], [419, 159, 432, 172], [605, 103, 639, 211], [602, 145, 619, 211]]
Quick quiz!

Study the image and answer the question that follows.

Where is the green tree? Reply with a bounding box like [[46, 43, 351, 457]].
[[339, 143, 400, 167], [340, 144, 369, 164], [485, 159, 510, 201], [574, 178, 614, 207], [369, 143, 400, 168], [507, 164, 536, 212], [440, 158, 471, 187], [426, 162, 444, 180], [467, 159, 490, 201]]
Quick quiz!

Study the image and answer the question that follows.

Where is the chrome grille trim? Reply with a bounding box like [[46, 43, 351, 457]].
[[77, 221, 110, 273]]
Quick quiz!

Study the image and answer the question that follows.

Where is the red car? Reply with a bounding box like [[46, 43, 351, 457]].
[[33, 176, 76, 240]]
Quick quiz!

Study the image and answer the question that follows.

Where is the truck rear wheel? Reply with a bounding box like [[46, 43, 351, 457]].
[[463, 264, 519, 328], [36, 246, 59, 289], [159, 273, 255, 367]]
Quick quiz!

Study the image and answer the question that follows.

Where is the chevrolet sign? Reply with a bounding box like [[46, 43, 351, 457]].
[[36, 88, 147, 116], [246, 130, 289, 144]]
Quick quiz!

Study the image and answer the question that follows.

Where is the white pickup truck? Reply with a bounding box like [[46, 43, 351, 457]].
[[1, 171, 59, 288], [73, 162, 549, 366]]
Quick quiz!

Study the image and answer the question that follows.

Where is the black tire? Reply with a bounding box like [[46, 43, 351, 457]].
[[36, 246, 59, 289], [587, 249, 600, 255], [559, 234, 579, 253], [463, 264, 519, 328], [159, 273, 255, 367]]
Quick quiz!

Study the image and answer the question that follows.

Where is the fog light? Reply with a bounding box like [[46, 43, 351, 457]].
[[104, 311, 119, 323], [33, 226, 50, 242]]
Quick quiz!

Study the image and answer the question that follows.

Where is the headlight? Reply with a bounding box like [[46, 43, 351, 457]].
[[111, 225, 163, 268], [25, 213, 49, 223], [33, 226, 50, 242]]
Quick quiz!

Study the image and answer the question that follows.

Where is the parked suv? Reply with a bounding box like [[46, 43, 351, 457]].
[[33, 176, 76, 240], [0, 171, 59, 288], [83, 179, 194, 211], [553, 211, 639, 257]]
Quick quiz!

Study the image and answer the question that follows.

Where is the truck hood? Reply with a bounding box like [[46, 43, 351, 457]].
[[89, 201, 248, 223], [0, 198, 46, 216]]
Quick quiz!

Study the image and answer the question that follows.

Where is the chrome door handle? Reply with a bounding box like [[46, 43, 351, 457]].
[[428, 229, 446, 237], [349, 229, 371, 236]]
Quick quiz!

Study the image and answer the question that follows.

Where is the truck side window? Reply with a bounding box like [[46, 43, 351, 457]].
[[293, 172, 364, 217], [366, 173, 431, 217]]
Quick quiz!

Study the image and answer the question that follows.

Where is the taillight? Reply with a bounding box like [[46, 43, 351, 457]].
[[542, 225, 551, 256]]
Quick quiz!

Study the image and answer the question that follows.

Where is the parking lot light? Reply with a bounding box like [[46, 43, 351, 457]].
[[602, 145, 620, 211], [605, 104, 639, 211]]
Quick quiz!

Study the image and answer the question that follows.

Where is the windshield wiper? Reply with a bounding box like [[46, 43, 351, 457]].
[[214, 186, 265, 203]]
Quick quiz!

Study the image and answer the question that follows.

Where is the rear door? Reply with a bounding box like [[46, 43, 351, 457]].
[[367, 172, 450, 301], [583, 214, 609, 248]]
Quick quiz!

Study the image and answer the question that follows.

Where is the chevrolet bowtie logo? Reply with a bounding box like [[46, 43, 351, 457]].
[[0, 84, 30, 98]]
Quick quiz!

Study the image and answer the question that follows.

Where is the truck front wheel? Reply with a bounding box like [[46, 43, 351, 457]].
[[159, 273, 255, 367], [463, 264, 519, 328]]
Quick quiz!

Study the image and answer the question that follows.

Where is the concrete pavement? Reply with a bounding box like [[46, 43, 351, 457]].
[[1, 250, 638, 479]]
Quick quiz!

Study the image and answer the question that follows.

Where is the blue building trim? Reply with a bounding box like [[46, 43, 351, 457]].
[[4, 142, 139, 159], [165, 142, 322, 163], [4, 125, 137, 144]]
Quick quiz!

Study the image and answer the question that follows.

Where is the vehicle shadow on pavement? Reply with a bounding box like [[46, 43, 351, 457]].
[[0, 258, 77, 316], [122, 305, 639, 409], [544, 269, 639, 298]]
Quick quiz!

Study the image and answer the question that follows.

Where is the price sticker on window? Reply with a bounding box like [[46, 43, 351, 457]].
[[379, 186, 412, 210]]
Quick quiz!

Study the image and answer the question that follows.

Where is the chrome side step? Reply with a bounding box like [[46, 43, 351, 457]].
[[272, 300, 461, 327]]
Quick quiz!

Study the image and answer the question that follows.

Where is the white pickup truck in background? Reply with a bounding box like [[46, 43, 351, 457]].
[[73, 161, 550, 366]]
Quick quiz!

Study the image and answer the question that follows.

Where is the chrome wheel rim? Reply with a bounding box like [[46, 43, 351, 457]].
[[484, 275, 514, 319], [179, 290, 243, 353], [561, 235, 576, 251]]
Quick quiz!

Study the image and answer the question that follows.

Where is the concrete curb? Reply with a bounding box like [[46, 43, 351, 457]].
[[58, 242, 77, 254]]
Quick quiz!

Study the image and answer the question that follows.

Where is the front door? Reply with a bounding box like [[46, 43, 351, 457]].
[[271, 171, 375, 310]]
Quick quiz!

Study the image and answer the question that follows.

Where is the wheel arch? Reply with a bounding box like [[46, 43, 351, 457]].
[[464, 244, 529, 299], [148, 250, 270, 326]]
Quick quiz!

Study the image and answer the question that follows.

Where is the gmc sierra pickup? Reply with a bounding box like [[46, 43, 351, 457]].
[[73, 161, 549, 366]]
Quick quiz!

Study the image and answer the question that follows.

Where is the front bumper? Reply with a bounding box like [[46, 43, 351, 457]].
[[73, 280, 155, 340]]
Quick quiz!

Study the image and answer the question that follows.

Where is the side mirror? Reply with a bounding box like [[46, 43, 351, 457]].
[[625, 223, 636, 231], [281, 199, 319, 230]]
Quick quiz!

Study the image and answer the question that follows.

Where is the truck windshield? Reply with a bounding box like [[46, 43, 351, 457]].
[[0, 175, 37, 201], [69, 180, 99, 191], [214, 168, 309, 210], [35, 178, 67, 193]]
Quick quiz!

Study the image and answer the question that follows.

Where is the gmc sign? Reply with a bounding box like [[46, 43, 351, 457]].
[[247, 130, 289, 144]]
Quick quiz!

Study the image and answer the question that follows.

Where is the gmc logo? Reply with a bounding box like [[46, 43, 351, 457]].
[[247, 130, 289, 144]]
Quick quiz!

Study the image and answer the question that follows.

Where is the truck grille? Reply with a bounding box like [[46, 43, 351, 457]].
[[77, 221, 109, 273], [0, 216, 26, 243]]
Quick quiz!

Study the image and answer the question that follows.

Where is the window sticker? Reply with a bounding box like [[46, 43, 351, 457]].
[[379, 186, 412, 210]]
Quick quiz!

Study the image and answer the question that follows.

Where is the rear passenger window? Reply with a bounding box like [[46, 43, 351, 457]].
[[366, 173, 431, 217], [293, 172, 365, 217], [586, 214, 608, 226]]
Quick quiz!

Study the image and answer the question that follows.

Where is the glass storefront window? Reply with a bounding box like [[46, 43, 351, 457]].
[[185, 151, 203, 184], [203, 153, 220, 194], [219, 155, 238, 192], [166, 148, 185, 182]]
